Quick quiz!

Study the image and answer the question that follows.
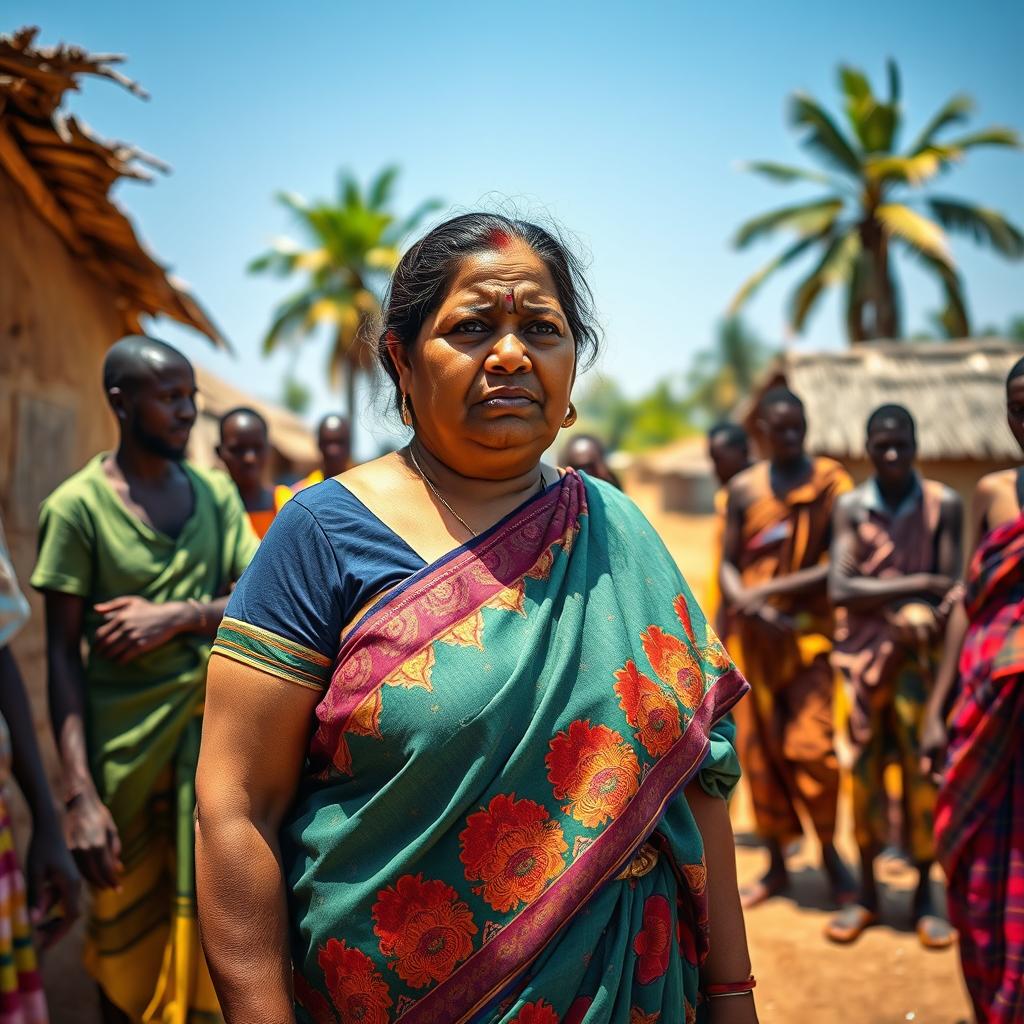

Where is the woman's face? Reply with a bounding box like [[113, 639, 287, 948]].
[[393, 240, 577, 478]]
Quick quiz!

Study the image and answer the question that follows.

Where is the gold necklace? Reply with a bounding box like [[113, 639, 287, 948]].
[[407, 445, 479, 538]]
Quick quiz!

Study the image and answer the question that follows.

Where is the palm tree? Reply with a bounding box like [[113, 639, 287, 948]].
[[686, 317, 774, 423], [249, 167, 442, 433], [729, 61, 1023, 341]]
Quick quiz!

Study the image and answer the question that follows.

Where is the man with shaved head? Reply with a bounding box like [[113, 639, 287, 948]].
[[287, 413, 353, 498], [31, 336, 258, 1023], [720, 387, 855, 908], [826, 405, 961, 948]]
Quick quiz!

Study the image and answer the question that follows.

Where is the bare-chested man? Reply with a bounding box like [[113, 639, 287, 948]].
[[720, 387, 855, 907]]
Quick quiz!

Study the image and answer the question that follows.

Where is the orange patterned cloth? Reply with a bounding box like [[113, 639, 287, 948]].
[[732, 457, 852, 844]]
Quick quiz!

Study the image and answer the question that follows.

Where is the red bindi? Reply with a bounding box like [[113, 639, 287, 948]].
[[487, 228, 512, 249], [503, 290, 515, 313]]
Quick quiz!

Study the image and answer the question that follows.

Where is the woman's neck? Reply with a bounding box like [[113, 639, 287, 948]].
[[406, 437, 545, 511]]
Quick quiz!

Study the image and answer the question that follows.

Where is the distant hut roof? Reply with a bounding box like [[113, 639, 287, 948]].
[[741, 340, 1022, 462], [0, 26, 223, 345]]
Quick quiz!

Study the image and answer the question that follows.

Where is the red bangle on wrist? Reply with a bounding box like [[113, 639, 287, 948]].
[[704, 975, 756, 998]]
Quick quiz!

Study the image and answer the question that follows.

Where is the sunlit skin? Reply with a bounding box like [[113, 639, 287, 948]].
[[217, 413, 273, 511], [865, 419, 917, 499], [759, 401, 808, 473], [318, 415, 351, 478], [708, 435, 750, 488], [392, 241, 576, 479], [721, 395, 856, 909]]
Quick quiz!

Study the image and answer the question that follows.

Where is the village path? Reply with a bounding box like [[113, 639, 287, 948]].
[[633, 479, 973, 1024]]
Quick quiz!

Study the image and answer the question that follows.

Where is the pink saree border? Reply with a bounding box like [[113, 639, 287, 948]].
[[397, 667, 749, 1024], [310, 473, 585, 771]]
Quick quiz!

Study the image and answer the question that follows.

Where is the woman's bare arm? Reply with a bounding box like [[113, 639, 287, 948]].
[[195, 654, 319, 1024], [685, 786, 758, 1023]]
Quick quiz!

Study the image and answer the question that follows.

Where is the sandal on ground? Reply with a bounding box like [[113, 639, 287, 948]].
[[825, 903, 878, 944], [916, 915, 956, 950], [739, 873, 788, 910]]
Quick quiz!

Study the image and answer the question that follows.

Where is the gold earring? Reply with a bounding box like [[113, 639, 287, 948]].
[[562, 402, 578, 429], [400, 392, 413, 426]]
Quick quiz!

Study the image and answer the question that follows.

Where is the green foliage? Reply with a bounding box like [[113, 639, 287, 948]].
[[686, 318, 775, 426], [731, 60, 1023, 342], [574, 376, 693, 454], [618, 381, 695, 452], [281, 375, 311, 415], [249, 166, 442, 434], [573, 318, 770, 454]]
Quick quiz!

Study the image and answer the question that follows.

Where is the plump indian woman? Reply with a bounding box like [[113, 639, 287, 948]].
[[195, 213, 757, 1024]]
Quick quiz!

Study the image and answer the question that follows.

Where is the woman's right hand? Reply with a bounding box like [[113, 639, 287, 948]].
[[919, 713, 948, 786], [65, 791, 123, 890]]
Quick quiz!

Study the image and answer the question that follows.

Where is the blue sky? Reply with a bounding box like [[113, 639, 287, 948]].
[[13, 1, 1024, 452]]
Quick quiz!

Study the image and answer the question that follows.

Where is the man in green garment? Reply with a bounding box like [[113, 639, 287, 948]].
[[31, 336, 258, 1024]]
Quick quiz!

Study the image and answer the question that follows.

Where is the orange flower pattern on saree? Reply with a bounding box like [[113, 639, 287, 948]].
[[546, 720, 640, 828], [630, 1009, 661, 1024], [613, 660, 682, 757], [633, 894, 672, 985], [372, 874, 477, 989], [510, 1000, 560, 1024], [673, 593, 730, 670], [459, 794, 568, 912], [641, 626, 704, 709], [317, 939, 393, 1024]]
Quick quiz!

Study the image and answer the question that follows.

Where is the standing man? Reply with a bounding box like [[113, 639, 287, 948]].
[[289, 413, 352, 495], [825, 405, 960, 947], [708, 422, 752, 491], [720, 387, 854, 907], [706, 422, 753, 631], [31, 337, 258, 1023], [216, 407, 290, 539]]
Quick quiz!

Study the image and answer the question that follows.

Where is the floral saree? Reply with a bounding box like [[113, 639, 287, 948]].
[[275, 472, 747, 1024]]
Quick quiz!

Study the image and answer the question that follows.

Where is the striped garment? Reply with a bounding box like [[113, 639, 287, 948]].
[[0, 722, 47, 1024], [935, 512, 1024, 1023]]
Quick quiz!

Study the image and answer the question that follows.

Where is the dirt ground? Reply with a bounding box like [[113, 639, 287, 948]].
[[35, 480, 974, 1023], [634, 480, 973, 1024]]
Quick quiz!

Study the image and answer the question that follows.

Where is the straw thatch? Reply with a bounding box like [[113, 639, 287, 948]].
[[0, 26, 223, 344], [742, 340, 1023, 462]]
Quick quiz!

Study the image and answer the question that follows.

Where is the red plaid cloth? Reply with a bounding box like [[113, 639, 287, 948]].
[[936, 513, 1024, 1023]]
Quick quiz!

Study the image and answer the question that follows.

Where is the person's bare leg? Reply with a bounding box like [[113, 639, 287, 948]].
[[913, 862, 956, 948], [826, 844, 879, 942], [821, 841, 857, 904], [740, 837, 789, 909]]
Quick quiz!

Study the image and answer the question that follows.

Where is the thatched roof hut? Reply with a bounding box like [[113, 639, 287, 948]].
[[0, 26, 223, 343]]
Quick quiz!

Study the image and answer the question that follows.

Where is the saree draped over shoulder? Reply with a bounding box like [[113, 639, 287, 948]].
[[936, 512, 1024, 1024], [216, 472, 746, 1024]]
